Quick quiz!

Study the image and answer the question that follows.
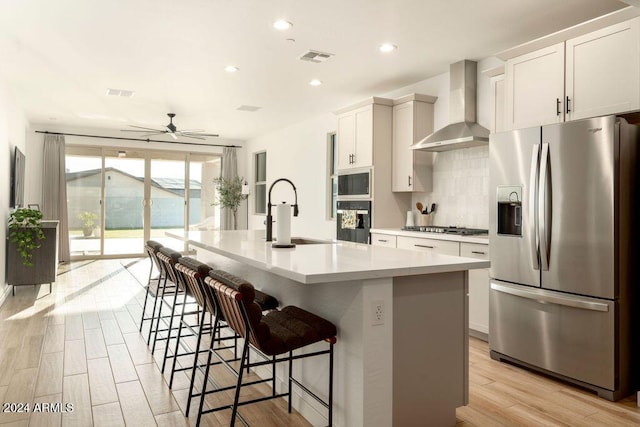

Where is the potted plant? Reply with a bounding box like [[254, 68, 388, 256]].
[[78, 211, 98, 237], [8, 207, 46, 267], [212, 176, 248, 230]]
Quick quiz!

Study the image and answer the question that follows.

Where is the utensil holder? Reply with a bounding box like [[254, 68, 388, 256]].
[[419, 214, 432, 227]]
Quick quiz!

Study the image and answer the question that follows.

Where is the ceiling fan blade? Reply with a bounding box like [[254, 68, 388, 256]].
[[181, 132, 220, 137], [169, 132, 178, 140], [127, 125, 164, 131], [177, 129, 205, 133], [180, 134, 206, 140]]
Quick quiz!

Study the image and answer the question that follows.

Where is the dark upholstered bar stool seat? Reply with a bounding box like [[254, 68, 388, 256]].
[[140, 240, 165, 344], [197, 270, 336, 427]]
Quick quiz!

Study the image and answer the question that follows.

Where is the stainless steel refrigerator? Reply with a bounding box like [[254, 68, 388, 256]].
[[489, 115, 638, 401]]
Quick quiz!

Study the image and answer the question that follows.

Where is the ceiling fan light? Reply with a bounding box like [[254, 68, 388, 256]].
[[273, 19, 292, 30]]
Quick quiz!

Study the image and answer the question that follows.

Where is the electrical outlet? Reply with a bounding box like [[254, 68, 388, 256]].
[[372, 300, 384, 326]]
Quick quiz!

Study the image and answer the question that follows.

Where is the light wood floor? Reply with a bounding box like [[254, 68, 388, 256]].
[[0, 258, 638, 427]]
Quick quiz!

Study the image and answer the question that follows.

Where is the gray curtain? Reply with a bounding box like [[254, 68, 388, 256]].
[[220, 146, 237, 230], [42, 134, 70, 263]]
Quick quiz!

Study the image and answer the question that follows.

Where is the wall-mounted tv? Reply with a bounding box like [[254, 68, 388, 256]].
[[10, 146, 25, 208]]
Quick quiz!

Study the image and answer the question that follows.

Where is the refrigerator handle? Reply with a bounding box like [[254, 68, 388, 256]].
[[529, 144, 540, 270], [491, 281, 609, 312], [539, 143, 550, 271]]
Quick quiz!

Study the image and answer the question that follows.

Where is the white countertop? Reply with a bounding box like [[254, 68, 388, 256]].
[[167, 229, 489, 284], [370, 228, 489, 244]]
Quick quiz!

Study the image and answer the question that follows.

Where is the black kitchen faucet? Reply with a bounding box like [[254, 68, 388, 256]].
[[265, 178, 299, 242]]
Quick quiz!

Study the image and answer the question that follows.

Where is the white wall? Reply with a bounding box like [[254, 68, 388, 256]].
[[0, 81, 29, 304], [245, 113, 337, 240], [244, 57, 502, 236]]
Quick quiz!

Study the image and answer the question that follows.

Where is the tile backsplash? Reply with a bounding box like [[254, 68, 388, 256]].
[[412, 146, 489, 229]]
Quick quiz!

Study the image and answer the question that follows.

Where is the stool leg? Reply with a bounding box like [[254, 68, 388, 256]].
[[186, 310, 208, 415], [139, 261, 154, 333], [230, 339, 250, 426], [329, 343, 334, 427], [161, 289, 182, 373], [196, 318, 219, 427], [151, 275, 168, 353], [288, 351, 293, 414], [272, 355, 276, 396], [168, 292, 189, 388]]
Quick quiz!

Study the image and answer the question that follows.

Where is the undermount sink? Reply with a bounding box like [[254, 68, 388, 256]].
[[272, 237, 335, 245]]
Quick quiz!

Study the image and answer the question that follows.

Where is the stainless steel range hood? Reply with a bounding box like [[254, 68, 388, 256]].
[[411, 60, 489, 152]]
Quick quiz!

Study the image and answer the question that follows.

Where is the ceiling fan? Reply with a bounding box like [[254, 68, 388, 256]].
[[122, 113, 219, 140]]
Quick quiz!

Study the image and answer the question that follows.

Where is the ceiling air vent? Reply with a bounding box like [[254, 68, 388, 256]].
[[106, 88, 135, 98], [299, 50, 334, 63], [236, 105, 261, 112]]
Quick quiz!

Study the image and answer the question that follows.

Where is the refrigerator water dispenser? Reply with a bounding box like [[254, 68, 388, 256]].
[[497, 186, 522, 236]]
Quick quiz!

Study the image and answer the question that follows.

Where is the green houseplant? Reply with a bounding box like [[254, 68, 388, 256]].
[[212, 176, 248, 230], [78, 211, 98, 237], [8, 208, 46, 267]]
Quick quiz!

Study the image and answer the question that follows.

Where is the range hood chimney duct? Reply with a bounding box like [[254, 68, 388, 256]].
[[411, 60, 489, 151]]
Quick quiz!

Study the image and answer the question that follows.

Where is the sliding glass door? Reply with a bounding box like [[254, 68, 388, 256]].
[[65, 146, 219, 259]]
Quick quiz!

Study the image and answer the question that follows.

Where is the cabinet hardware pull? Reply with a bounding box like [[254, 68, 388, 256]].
[[566, 96, 571, 113], [415, 244, 434, 249], [408, 175, 412, 186], [471, 251, 486, 255], [556, 98, 561, 116], [378, 239, 388, 243]]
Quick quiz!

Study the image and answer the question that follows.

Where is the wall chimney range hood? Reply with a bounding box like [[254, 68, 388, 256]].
[[411, 60, 489, 151]]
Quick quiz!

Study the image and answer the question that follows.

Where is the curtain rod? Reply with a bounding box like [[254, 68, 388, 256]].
[[34, 130, 241, 148]]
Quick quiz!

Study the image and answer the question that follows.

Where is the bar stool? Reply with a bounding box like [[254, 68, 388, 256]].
[[178, 265, 280, 417], [198, 270, 336, 427], [139, 240, 164, 344], [152, 247, 183, 362]]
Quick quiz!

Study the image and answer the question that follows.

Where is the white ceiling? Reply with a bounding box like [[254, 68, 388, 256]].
[[0, 0, 629, 143]]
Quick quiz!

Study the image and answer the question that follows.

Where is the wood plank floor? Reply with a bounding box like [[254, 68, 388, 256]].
[[0, 258, 638, 426]]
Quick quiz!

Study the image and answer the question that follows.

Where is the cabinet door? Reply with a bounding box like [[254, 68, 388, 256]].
[[566, 18, 640, 121], [397, 236, 459, 256], [392, 102, 414, 191], [337, 112, 356, 170], [506, 42, 565, 130], [461, 243, 490, 336], [491, 75, 506, 133], [354, 106, 373, 168], [371, 233, 397, 247]]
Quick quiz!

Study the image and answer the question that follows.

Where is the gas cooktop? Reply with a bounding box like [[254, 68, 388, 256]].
[[402, 226, 488, 236]]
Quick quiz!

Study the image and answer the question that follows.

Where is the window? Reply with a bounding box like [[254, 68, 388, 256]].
[[254, 151, 267, 214], [328, 133, 338, 219]]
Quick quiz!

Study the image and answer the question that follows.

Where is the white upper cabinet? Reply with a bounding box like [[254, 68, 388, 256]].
[[505, 18, 640, 131], [491, 74, 506, 133], [336, 98, 392, 171], [506, 42, 565, 130], [565, 19, 640, 121], [392, 95, 436, 192]]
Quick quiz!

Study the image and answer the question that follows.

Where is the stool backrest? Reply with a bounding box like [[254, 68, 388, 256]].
[[175, 257, 212, 310], [157, 248, 182, 287], [207, 271, 267, 350], [145, 240, 163, 273]]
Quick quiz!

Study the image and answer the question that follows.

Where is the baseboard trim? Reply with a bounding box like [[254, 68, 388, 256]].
[[0, 285, 11, 308], [469, 328, 488, 342]]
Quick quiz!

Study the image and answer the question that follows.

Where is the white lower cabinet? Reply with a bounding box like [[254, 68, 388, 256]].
[[371, 233, 397, 247], [396, 236, 459, 256], [460, 243, 490, 338]]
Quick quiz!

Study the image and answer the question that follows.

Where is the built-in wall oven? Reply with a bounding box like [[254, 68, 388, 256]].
[[336, 200, 371, 244]]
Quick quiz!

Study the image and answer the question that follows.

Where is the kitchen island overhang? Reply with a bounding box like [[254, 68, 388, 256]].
[[167, 230, 489, 427]]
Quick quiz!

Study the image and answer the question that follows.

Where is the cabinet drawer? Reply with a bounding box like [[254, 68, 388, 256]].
[[371, 233, 396, 248], [397, 236, 459, 256], [460, 243, 490, 260]]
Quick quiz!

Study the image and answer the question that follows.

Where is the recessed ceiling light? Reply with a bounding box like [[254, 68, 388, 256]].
[[224, 65, 239, 73], [379, 43, 398, 53], [309, 79, 322, 87], [273, 19, 293, 30]]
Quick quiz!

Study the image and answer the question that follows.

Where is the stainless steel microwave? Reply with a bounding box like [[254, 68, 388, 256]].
[[337, 171, 370, 198]]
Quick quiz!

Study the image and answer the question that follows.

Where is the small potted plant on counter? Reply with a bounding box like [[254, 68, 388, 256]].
[[212, 176, 248, 230], [79, 211, 98, 237], [8, 207, 45, 267]]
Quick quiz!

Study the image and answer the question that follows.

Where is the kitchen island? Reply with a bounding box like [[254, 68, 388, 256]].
[[167, 230, 489, 427]]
